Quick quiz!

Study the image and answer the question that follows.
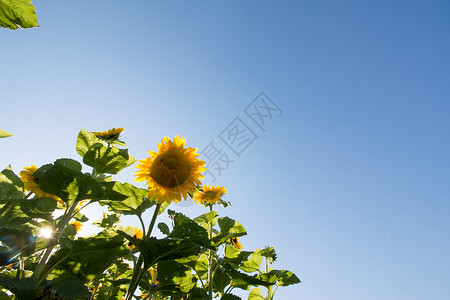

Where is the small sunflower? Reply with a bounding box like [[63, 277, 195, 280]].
[[149, 267, 159, 285], [128, 226, 143, 250], [134, 135, 206, 204], [20, 165, 64, 205], [69, 220, 83, 233], [91, 127, 124, 141], [193, 185, 227, 205], [231, 237, 244, 250]]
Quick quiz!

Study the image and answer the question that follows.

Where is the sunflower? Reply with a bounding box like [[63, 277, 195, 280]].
[[149, 267, 159, 285], [69, 220, 83, 233], [231, 237, 244, 250], [134, 135, 206, 204], [91, 127, 124, 141], [20, 165, 64, 205], [128, 226, 143, 250], [193, 185, 227, 205]]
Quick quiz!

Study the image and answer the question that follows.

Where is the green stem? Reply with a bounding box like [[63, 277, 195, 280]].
[[208, 205, 214, 300], [125, 203, 161, 300], [138, 214, 147, 237]]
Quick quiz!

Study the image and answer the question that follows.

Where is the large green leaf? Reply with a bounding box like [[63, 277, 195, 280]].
[[248, 288, 264, 300], [125, 235, 201, 269], [169, 211, 211, 248], [0, 0, 39, 30], [212, 217, 247, 246], [193, 210, 218, 230], [0, 166, 23, 200], [0, 227, 35, 264], [83, 143, 136, 174], [38, 162, 105, 205], [0, 200, 32, 230], [258, 270, 301, 287], [44, 230, 125, 283], [223, 263, 274, 290], [100, 182, 153, 216], [213, 266, 231, 294], [93, 212, 122, 228], [221, 294, 241, 300], [52, 280, 91, 299], [19, 197, 57, 220], [76, 128, 101, 157], [156, 260, 196, 294], [0, 271, 39, 300]]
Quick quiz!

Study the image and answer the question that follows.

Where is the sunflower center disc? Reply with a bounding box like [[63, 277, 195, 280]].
[[150, 153, 192, 188], [163, 156, 179, 170], [205, 191, 216, 198]]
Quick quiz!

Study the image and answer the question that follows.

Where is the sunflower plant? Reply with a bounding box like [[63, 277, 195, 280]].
[[0, 128, 300, 300]]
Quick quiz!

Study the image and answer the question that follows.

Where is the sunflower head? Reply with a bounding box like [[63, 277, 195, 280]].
[[128, 227, 143, 250], [69, 220, 83, 233], [134, 135, 206, 205], [149, 267, 159, 285], [231, 237, 244, 250], [91, 127, 125, 144], [20, 165, 64, 205], [193, 185, 227, 206]]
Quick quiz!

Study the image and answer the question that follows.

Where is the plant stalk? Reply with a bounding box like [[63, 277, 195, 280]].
[[125, 203, 161, 300]]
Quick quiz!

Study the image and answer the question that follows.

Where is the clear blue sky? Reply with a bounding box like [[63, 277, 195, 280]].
[[2, 1, 450, 299]]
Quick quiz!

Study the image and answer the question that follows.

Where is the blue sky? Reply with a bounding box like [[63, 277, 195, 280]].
[[2, 1, 450, 299]]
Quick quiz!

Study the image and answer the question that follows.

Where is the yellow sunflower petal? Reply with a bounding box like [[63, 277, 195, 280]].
[[231, 237, 244, 250], [69, 220, 83, 233]]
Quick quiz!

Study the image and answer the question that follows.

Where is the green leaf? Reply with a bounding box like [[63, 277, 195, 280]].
[[129, 236, 201, 269], [240, 251, 262, 273], [259, 270, 301, 287], [0, 290, 12, 299], [212, 217, 247, 246], [72, 210, 89, 222], [193, 252, 209, 280], [223, 263, 274, 290], [157, 260, 196, 294], [19, 197, 57, 220], [0, 271, 39, 300], [169, 212, 211, 248], [76, 128, 100, 157], [93, 212, 122, 228], [38, 162, 105, 205], [83, 143, 135, 174], [0, 201, 32, 230], [0, 166, 23, 200], [213, 266, 231, 294], [158, 222, 170, 235], [259, 246, 277, 263], [0, 0, 39, 30], [52, 280, 91, 299], [193, 210, 218, 230], [54, 158, 83, 172], [185, 287, 208, 299], [0, 227, 35, 263], [248, 288, 264, 300], [221, 294, 241, 300], [100, 182, 153, 216], [44, 230, 125, 283]]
